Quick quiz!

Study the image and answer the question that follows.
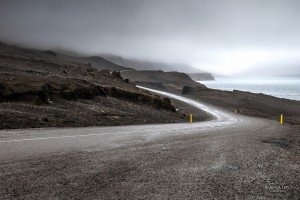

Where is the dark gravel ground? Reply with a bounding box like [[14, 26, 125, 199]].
[[0, 120, 299, 199], [0, 96, 188, 129]]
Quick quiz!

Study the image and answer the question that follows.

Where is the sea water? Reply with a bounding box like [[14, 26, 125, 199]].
[[199, 78, 300, 101]]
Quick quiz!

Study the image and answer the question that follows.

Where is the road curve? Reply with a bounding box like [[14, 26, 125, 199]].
[[0, 87, 241, 159], [0, 87, 298, 199], [137, 85, 239, 123]]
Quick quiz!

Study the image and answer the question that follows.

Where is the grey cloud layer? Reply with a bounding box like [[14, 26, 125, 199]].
[[0, 0, 299, 75]]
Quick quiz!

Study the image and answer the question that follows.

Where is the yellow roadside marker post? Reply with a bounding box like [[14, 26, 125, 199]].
[[235, 109, 237, 114], [280, 114, 284, 125], [189, 114, 193, 123]]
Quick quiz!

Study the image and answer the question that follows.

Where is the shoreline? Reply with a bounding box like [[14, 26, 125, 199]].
[[199, 78, 300, 101]]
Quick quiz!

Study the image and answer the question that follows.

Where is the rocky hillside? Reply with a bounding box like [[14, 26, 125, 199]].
[[0, 54, 188, 129]]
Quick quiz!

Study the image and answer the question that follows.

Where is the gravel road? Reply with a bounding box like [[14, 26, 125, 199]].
[[0, 87, 299, 199]]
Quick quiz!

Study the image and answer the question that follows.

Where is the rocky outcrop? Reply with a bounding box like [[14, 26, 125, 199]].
[[182, 85, 208, 95], [107, 87, 175, 111], [0, 80, 103, 104]]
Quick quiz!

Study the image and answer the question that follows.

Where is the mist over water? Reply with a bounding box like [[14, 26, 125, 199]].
[[200, 78, 300, 101]]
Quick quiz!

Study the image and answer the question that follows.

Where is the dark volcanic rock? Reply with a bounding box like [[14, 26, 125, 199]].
[[0, 83, 6, 96], [111, 71, 122, 78], [107, 87, 175, 112], [0, 81, 45, 103], [123, 78, 133, 85], [44, 50, 56, 56], [61, 83, 107, 100], [182, 86, 199, 95]]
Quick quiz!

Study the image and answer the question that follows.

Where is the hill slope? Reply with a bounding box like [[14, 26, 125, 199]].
[[101, 54, 211, 74], [0, 52, 188, 129], [0, 42, 131, 71]]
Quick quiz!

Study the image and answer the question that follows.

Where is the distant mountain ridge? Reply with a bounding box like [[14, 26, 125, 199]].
[[101, 54, 207, 73], [101, 54, 215, 81], [0, 42, 215, 81], [0, 42, 131, 71]]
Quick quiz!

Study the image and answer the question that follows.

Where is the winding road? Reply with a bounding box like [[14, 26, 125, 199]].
[[0, 87, 299, 199]]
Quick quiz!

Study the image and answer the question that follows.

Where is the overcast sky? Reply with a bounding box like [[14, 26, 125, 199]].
[[0, 0, 299, 76]]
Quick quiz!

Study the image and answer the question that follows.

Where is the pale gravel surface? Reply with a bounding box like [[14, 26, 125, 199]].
[[0, 87, 299, 199]]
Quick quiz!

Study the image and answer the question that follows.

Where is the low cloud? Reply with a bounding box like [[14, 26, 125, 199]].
[[1, 0, 299, 75]]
